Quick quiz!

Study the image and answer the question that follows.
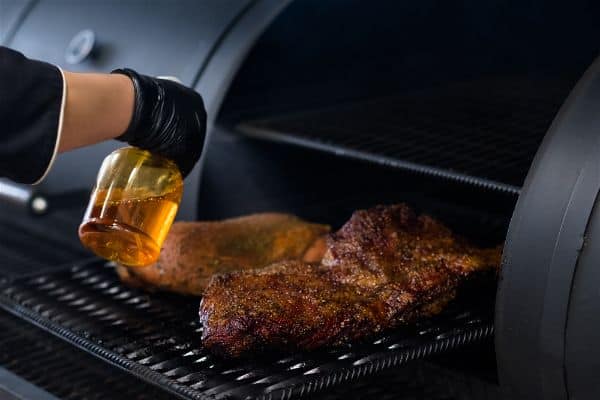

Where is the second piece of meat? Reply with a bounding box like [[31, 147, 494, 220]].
[[200, 204, 502, 357], [116, 213, 329, 296]]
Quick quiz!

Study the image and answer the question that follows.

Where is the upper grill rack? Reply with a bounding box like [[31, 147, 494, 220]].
[[237, 77, 573, 194], [0, 261, 494, 400]]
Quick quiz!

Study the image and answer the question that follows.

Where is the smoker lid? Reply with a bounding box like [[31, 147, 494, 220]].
[[495, 56, 600, 399]]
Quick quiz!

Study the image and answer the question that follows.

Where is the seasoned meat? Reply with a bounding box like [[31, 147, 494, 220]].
[[116, 213, 329, 296], [199, 204, 501, 357]]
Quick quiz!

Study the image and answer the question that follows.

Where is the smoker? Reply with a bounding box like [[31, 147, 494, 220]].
[[1, 0, 599, 399]]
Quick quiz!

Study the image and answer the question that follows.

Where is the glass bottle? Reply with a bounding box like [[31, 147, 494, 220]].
[[79, 147, 183, 267]]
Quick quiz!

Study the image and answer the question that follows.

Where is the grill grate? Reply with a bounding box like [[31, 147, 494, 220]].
[[313, 361, 501, 400], [0, 260, 495, 400], [0, 202, 89, 279], [0, 310, 175, 400], [0, 309, 500, 400], [237, 77, 573, 194]]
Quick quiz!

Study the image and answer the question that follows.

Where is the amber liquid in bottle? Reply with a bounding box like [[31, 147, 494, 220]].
[[79, 188, 180, 267]]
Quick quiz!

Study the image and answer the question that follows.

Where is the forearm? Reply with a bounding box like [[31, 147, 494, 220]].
[[0, 46, 204, 184], [59, 71, 134, 152]]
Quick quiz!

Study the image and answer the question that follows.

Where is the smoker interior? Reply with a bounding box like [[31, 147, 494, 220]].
[[217, 0, 598, 196], [197, 1, 599, 397], [0, 128, 515, 400], [0, 186, 504, 400], [2, 1, 600, 399]]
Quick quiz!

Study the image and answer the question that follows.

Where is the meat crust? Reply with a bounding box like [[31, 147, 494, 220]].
[[116, 213, 329, 296], [199, 204, 501, 357]]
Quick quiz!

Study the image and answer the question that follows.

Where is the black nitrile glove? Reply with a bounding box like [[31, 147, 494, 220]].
[[111, 68, 207, 178]]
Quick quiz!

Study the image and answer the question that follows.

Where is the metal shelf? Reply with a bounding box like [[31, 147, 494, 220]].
[[237, 77, 573, 194]]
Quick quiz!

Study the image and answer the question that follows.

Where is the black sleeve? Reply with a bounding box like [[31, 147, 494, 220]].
[[0, 46, 64, 184]]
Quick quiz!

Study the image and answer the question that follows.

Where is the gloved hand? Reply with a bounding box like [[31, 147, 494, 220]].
[[111, 68, 207, 178]]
